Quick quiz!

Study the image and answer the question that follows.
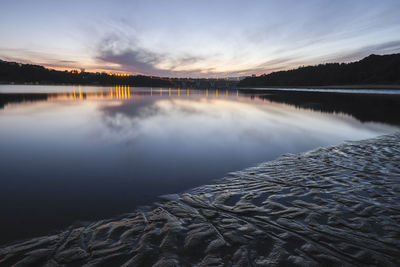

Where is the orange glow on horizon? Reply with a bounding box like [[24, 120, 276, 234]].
[[107, 73, 130, 77]]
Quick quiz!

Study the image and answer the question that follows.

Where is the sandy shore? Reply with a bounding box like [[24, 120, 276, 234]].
[[1, 133, 400, 266]]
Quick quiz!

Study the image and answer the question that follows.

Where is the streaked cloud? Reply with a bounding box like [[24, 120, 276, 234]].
[[1, 0, 400, 77]]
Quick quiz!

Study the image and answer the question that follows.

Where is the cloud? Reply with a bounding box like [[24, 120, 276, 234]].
[[0, 54, 81, 70], [96, 36, 275, 77], [96, 34, 210, 77], [95, 33, 264, 77], [96, 34, 161, 74], [332, 40, 400, 62], [98, 46, 163, 75], [245, 40, 400, 76]]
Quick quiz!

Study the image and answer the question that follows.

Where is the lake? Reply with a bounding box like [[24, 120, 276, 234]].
[[0, 85, 399, 245]]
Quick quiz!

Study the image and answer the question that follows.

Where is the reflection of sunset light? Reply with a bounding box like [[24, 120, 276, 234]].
[[108, 73, 130, 77], [38, 88, 249, 103]]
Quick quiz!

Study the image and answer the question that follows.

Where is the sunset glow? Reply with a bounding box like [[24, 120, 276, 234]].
[[1, 0, 399, 77]]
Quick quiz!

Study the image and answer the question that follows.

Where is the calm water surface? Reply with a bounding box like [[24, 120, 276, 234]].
[[0, 85, 399, 244]]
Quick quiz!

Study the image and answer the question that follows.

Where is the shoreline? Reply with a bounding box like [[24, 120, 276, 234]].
[[239, 86, 400, 96], [2, 82, 400, 90], [1, 133, 400, 265], [239, 84, 400, 90]]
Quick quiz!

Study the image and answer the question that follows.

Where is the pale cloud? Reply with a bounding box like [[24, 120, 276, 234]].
[[1, 0, 400, 77]]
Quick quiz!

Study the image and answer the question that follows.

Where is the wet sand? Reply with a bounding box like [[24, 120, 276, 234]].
[[1, 133, 400, 266]]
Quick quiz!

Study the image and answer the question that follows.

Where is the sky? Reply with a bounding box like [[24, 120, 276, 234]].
[[1, 0, 400, 78]]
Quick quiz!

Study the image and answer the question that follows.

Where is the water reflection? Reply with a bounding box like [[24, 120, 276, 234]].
[[0, 86, 399, 245], [1, 86, 400, 126], [251, 90, 400, 125], [0, 86, 245, 110]]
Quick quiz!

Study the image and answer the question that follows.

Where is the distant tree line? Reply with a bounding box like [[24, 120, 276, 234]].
[[238, 54, 400, 87], [0, 60, 239, 88], [0, 60, 173, 87]]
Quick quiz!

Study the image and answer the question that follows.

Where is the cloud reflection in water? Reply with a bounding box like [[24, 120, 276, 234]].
[[0, 90, 397, 244]]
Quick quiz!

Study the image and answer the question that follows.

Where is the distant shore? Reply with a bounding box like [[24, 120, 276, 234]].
[[1, 133, 399, 266], [239, 84, 400, 90], [1, 82, 400, 90], [237, 54, 400, 88]]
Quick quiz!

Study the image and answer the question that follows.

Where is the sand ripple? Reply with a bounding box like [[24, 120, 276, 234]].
[[1, 133, 400, 266]]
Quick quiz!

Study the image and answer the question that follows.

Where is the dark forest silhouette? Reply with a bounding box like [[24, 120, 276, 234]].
[[2, 54, 399, 88], [238, 54, 400, 87], [0, 60, 173, 87], [0, 60, 238, 88]]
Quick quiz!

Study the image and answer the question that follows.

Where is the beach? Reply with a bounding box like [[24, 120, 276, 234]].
[[1, 132, 399, 266]]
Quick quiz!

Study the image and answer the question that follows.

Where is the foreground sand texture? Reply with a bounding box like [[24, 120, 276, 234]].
[[1, 133, 400, 266]]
